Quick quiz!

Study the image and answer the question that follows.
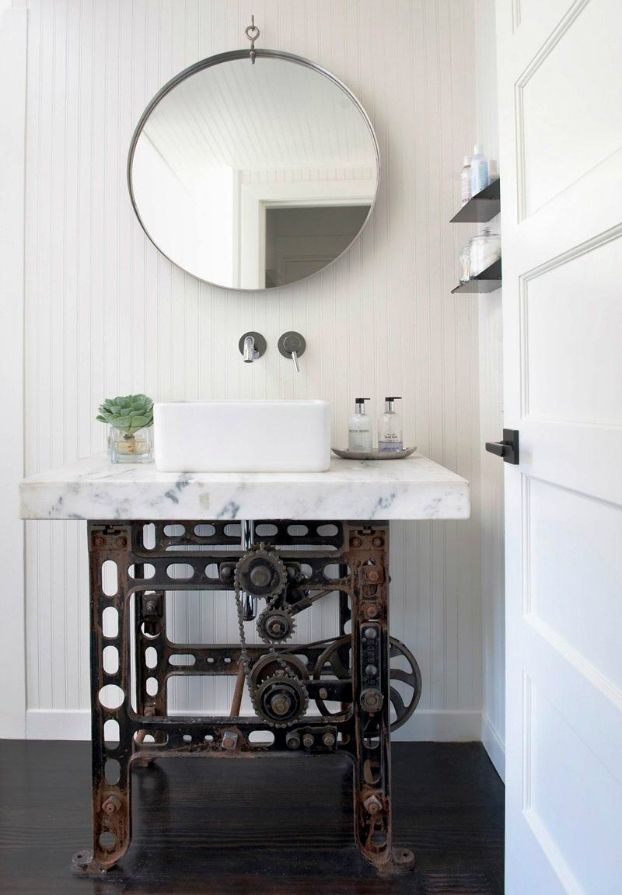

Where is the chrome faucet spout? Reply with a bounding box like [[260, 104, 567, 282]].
[[243, 335, 257, 363]]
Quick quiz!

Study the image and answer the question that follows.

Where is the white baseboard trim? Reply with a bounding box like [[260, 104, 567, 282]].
[[27, 709, 92, 740], [26, 708, 484, 743], [393, 709, 482, 742], [481, 712, 505, 781]]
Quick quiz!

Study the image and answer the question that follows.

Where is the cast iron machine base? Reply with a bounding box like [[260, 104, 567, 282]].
[[73, 519, 421, 876]]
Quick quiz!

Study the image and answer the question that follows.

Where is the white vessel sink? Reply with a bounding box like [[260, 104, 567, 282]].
[[154, 400, 331, 473]]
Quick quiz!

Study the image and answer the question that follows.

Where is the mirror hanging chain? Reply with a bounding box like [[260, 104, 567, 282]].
[[245, 15, 260, 63]]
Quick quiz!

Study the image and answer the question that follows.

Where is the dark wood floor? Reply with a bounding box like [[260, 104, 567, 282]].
[[0, 740, 503, 895]]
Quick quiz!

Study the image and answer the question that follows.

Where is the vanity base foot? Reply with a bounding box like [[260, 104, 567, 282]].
[[71, 850, 111, 876], [374, 847, 416, 875], [358, 844, 416, 876]]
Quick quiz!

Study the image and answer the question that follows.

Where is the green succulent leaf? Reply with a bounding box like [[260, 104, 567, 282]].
[[129, 415, 150, 428], [96, 393, 154, 435]]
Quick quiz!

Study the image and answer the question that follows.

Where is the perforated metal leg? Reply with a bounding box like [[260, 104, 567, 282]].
[[346, 523, 415, 873], [73, 523, 134, 874]]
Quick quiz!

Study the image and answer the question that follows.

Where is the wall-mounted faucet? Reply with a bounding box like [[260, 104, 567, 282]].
[[278, 331, 306, 373], [238, 332, 267, 363], [243, 335, 256, 363]]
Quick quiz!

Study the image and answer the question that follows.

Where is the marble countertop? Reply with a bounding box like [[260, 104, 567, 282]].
[[19, 453, 470, 522]]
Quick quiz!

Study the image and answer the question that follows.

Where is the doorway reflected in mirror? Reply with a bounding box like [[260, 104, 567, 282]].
[[265, 205, 370, 288]]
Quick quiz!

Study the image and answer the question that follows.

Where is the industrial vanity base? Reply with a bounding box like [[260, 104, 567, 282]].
[[72, 519, 420, 877]]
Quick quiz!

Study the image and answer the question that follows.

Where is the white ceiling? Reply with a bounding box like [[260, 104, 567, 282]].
[[139, 56, 378, 187]]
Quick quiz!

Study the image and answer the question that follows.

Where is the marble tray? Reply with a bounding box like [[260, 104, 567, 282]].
[[332, 446, 417, 461]]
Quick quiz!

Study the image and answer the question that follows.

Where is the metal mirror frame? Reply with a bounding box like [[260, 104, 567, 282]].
[[127, 49, 381, 292]]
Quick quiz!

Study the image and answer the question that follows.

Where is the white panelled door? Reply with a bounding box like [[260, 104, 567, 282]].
[[496, 0, 622, 893]]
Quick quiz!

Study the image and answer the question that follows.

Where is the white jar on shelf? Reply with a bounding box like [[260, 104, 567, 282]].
[[469, 228, 501, 277]]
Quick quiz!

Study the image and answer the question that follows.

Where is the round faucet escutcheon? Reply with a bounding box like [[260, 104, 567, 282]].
[[277, 331, 306, 360], [238, 332, 267, 362]]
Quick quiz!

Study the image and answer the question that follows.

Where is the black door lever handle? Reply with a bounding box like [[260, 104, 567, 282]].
[[485, 441, 505, 457], [485, 429, 519, 465]]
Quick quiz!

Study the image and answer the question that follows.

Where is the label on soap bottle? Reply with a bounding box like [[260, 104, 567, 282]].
[[378, 434, 403, 453], [348, 428, 372, 452]]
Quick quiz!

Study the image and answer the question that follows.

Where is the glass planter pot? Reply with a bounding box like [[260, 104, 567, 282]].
[[108, 426, 153, 464]]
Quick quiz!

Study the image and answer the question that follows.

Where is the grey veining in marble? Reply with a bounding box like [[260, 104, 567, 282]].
[[19, 453, 470, 521]]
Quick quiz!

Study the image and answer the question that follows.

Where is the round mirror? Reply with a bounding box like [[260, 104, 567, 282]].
[[128, 50, 379, 291]]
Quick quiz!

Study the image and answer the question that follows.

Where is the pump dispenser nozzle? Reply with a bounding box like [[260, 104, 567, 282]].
[[384, 396, 402, 412]]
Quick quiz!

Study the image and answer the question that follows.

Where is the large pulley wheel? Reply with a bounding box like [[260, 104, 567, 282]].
[[313, 635, 422, 732]]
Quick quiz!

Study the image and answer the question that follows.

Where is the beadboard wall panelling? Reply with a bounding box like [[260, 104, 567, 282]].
[[0, 3, 28, 737], [23, 0, 483, 739], [475, 0, 505, 777]]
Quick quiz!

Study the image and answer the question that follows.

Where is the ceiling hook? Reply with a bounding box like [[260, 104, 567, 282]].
[[245, 14, 260, 64]]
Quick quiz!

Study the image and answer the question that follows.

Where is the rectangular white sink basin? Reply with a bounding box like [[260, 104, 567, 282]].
[[154, 400, 331, 473]]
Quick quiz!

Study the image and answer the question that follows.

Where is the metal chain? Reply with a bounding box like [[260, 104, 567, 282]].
[[233, 576, 254, 704]]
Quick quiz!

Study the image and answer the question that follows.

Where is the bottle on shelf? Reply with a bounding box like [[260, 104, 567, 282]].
[[470, 144, 489, 196], [348, 398, 373, 452], [378, 397, 403, 453], [460, 155, 472, 206]]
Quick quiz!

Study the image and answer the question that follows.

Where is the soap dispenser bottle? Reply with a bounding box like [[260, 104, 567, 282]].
[[348, 398, 373, 452], [378, 396, 403, 453], [470, 144, 489, 195]]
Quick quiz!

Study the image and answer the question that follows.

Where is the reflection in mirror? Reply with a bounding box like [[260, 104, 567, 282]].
[[129, 52, 379, 291], [265, 206, 370, 287]]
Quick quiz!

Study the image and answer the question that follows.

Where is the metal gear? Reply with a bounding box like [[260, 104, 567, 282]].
[[256, 606, 296, 643], [234, 544, 287, 599], [250, 652, 308, 687], [251, 672, 309, 728]]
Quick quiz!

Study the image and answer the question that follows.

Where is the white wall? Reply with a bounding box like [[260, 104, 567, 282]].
[[0, 1, 27, 738], [475, 0, 505, 778], [132, 137, 236, 286], [16, 0, 487, 744]]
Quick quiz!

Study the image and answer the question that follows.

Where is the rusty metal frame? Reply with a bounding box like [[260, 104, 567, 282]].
[[72, 519, 415, 876]]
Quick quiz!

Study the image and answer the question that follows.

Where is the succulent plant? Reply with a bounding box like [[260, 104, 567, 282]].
[[96, 394, 154, 436]]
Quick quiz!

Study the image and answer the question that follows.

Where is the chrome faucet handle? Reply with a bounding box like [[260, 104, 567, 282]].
[[238, 331, 267, 363], [278, 331, 306, 373]]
